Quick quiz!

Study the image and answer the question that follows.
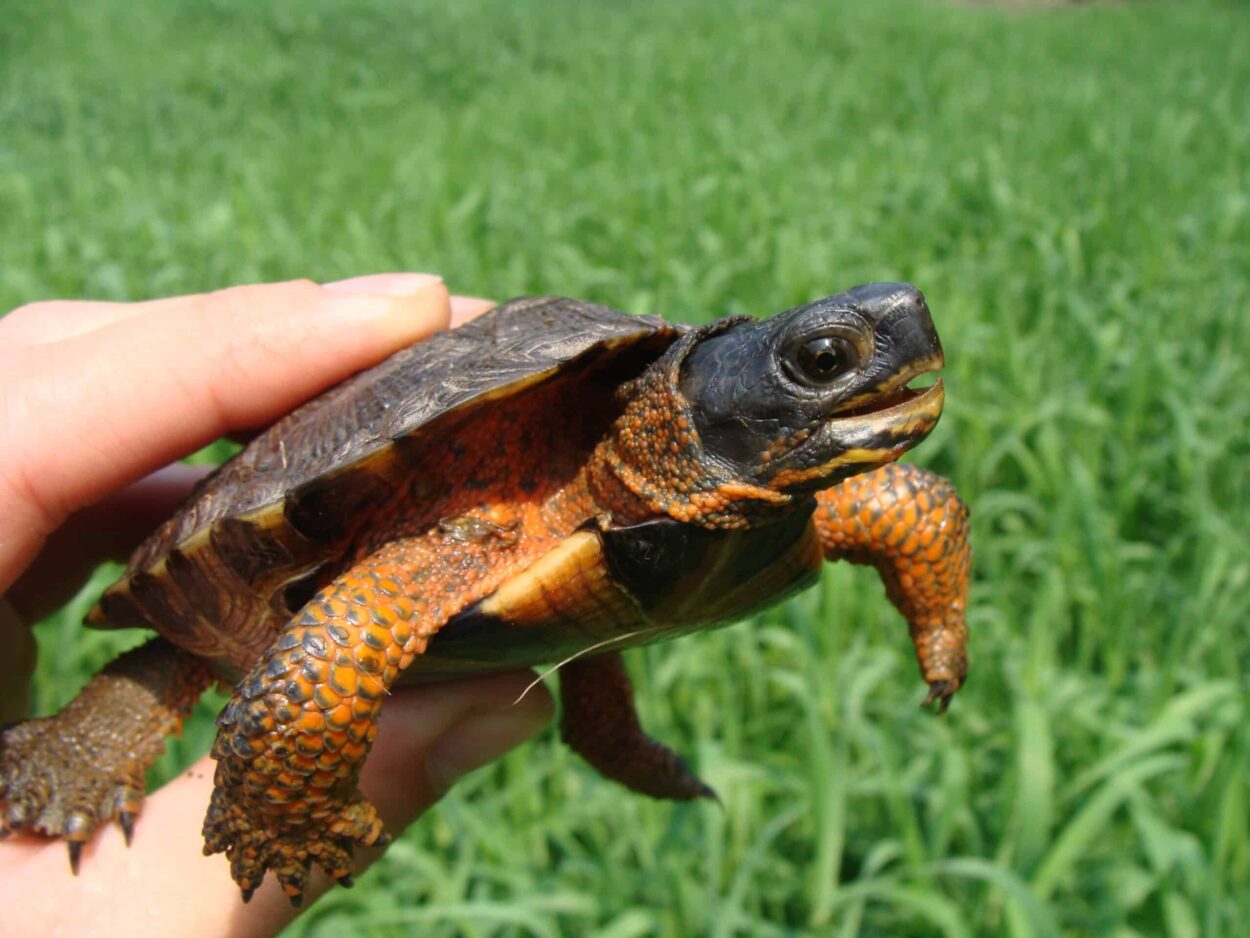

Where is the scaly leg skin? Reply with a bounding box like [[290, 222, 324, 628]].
[[814, 462, 971, 711], [202, 532, 531, 906], [0, 638, 212, 870], [559, 651, 715, 801]]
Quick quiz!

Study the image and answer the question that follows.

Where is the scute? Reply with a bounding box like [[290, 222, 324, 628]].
[[90, 298, 680, 666]]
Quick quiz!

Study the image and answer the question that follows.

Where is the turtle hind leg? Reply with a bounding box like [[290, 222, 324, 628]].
[[559, 651, 716, 802], [0, 637, 212, 868]]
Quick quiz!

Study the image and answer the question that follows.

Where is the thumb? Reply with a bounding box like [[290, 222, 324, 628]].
[[364, 671, 556, 829]]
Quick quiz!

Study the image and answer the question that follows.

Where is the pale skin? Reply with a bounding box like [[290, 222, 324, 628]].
[[0, 274, 554, 937]]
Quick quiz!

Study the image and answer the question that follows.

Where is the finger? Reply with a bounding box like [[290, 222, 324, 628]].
[[6, 464, 213, 624], [450, 295, 497, 328], [0, 274, 450, 593], [0, 671, 554, 938]]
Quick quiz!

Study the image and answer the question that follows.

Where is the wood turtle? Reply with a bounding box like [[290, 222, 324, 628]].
[[0, 283, 970, 904]]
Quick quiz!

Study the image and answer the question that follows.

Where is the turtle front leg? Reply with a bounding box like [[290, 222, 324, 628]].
[[560, 651, 715, 801], [203, 540, 430, 904], [202, 533, 522, 905], [813, 462, 971, 710], [0, 638, 211, 869]]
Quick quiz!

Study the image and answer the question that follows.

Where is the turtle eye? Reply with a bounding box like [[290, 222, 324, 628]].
[[794, 336, 855, 384]]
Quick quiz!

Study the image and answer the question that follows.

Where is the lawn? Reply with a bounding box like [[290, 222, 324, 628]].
[[2, 0, 1249, 934]]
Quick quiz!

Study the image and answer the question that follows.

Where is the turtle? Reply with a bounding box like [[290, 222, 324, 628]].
[[0, 282, 970, 905]]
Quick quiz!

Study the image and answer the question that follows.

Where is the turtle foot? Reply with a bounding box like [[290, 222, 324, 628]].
[[203, 784, 388, 905], [0, 714, 146, 869], [0, 639, 210, 871]]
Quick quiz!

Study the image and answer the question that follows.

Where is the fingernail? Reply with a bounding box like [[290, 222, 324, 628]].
[[323, 272, 443, 298], [424, 705, 552, 796]]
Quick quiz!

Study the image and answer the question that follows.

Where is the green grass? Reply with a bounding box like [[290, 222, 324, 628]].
[[4, 0, 1249, 934]]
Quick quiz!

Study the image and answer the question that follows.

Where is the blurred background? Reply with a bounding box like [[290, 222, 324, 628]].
[[3, 0, 1249, 934]]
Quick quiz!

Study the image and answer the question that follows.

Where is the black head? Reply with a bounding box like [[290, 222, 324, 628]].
[[679, 283, 945, 493]]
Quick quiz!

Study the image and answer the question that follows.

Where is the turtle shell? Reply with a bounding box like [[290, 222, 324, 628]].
[[92, 297, 682, 670]]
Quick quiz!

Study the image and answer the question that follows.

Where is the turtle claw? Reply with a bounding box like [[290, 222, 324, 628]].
[[697, 782, 723, 808], [921, 679, 960, 714], [67, 840, 84, 875], [119, 810, 136, 845]]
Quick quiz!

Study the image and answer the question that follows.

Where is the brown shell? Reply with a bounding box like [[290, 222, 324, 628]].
[[91, 297, 681, 667]]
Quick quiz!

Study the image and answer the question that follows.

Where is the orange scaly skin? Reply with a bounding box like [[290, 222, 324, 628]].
[[585, 350, 791, 529], [812, 462, 971, 707]]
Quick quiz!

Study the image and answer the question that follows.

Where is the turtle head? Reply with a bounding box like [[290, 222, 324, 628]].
[[679, 282, 946, 495]]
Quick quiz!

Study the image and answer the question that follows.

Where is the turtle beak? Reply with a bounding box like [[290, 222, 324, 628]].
[[762, 376, 944, 491], [827, 375, 945, 453]]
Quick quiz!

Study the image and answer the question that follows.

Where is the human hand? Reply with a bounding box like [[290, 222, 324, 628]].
[[0, 275, 554, 936]]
